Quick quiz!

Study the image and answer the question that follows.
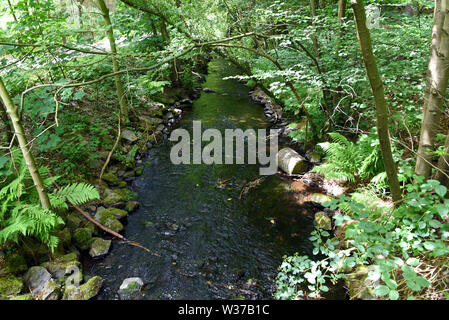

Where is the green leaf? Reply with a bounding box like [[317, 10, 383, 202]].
[[406, 280, 421, 291], [415, 276, 430, 288], [388, 290, 399, 300], [406, 258, 419, 267], [435, 185, 447, 198], [373, 285, 390, 297]]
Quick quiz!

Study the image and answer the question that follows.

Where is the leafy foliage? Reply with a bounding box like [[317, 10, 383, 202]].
[[0, 151, 99, 251]]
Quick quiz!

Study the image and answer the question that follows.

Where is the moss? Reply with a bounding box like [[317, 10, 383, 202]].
[[6, 254, 27, 274], [73, 228, 93, 251], [101, 208, 128, 219], [125, 201, 139, 213], [102, 172, 127, 188], [9, 294, 33, 300], [89, 238, 111, 257], [62, 276, 102, 300], [94, 211, 123, 233], [0, 276, 23, 295]]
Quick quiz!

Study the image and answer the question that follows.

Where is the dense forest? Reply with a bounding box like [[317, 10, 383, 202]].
[[0, 0, 448, 301]]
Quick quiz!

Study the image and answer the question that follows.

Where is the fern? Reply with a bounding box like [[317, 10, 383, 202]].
[[311, 132, 385, 184], [52, 183, 100, 206], [0, 152, 100, 251]]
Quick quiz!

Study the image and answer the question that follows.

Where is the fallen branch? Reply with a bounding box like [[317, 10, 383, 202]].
[[53, 182, 159, 256]]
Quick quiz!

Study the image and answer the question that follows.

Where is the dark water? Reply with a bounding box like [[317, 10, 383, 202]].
[[85, 60, 320, 299]]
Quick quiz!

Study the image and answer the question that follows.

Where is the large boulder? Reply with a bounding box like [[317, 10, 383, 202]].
[[62, 276, 103, 300], [118, 277, 144, 300], [89, 238, 111, 258], [277, 148, 308, 176], [24, 266, 60, 300]]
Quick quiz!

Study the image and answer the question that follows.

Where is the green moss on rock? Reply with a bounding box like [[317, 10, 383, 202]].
[[94, 211, 123, 233], [101, 208, 128, 219], [0, 276, 23, 295], [73, 228, 93, 251], [62, 276, 103, 300]]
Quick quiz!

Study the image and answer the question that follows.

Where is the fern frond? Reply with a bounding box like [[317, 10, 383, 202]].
[[53, 183, 100, 205]]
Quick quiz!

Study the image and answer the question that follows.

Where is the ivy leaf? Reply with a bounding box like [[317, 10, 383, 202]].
[[406, 280, 421, 291], [406, 258, 419, 267]]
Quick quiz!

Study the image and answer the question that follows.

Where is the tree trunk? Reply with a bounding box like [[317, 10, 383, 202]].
[[98, 0, 129, 124], [415, 0, 449, 179], [338, 0, 346, 23], [351, 0, 402, 203], [310, 0, 321, 57], [435, 133, 449, 186], [0, 77, 52, 210]]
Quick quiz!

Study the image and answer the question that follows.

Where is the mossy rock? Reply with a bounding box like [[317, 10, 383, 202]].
[[73, 228, 93, 251], [314, 211, 332, 230], [345, 265, 377, 300], [310, 193, 333, 205], [9, 294, 33, 300], [62, 276, 103, 300], [58, 228, 71, 248], [101, 208, 128, 219], [102, 188, 127, 207], [89, 238, 111, 258], [135, 167, 143, 176], [0, 276, 23, 295], [94, 211, 123, 233], [125, 201, 140, 213], [66, 213, 82, 231], [102, 172, 127, 188], [6, 254, 27, 274], [42, 260, 81, 280]]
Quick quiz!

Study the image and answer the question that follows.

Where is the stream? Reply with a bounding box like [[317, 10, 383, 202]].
[[84, 59, 330, 300]]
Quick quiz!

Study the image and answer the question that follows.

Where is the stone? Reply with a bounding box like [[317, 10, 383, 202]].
[[118, 277, 144, 300], [345, 265, 378, 300], [24, 266, 59, 300], [310, 193, 333, 205], [58, 227, 72, 248], [5, 254, 27, 274], [89, 238, 111, 258], [202, 88, 215, 93], [306, 150, 322, 164], [102, 172, 127, 188], [277, 147, 308, 175], [102, 188, 126, 207], [0, 276, 23, 295], [66, 213, 82, 231], [100, 208, 128, 219], [42, 260, 81, 280], [125, 201, 140, 213], [121, 129, 138, 143], [62, 276, 103, 300], [94, 211, 124, 233], [73, 228, 93, 251], [138, 115, 163, 129], [314, 211, 332, 230]]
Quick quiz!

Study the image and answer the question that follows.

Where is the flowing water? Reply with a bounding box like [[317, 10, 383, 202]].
[[84, 59, 327, 299]]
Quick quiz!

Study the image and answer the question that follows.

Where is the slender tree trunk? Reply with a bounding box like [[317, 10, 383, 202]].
[[159, 19, 180, 86], [415, 0, 449, 179], [435, 133, 449, 186], [98, 0, 129, 124], [0, 77, 52, 209], [338, 0, 346, 23], [351, 0, 402, 203], [7, 0, 18, 22], [310, 0, 321, 57]]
